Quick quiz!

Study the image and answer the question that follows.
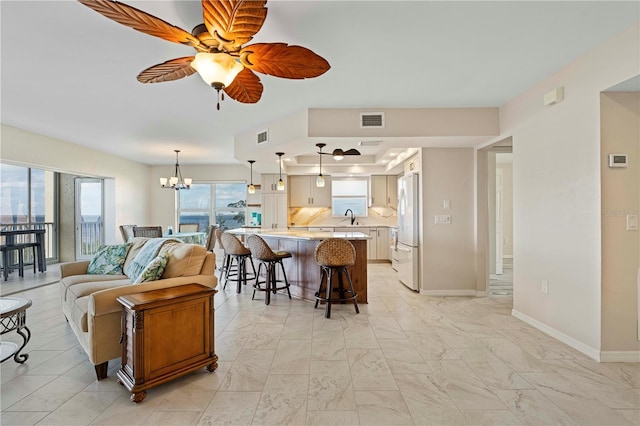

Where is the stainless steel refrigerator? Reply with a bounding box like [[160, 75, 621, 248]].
[[397, 173, 420, 291]]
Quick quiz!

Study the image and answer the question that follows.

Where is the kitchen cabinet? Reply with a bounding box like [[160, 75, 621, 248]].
[[375, 227, 390, 260], [335, 226, 391, 261], [370, 175, 398, 208], [289, 175, 332, 207], [262, 174, 287, 194], [261, 193, 287, 229]]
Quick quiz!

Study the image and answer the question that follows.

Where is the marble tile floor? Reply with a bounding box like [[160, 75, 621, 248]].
[[1, 263, 639, 425], [489, 266, 513, 296]]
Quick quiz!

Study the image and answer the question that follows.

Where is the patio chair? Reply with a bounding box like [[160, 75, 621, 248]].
[[132, 226, 163, 238], [178, 223, 199, 232], [119, 225, 136, 242]]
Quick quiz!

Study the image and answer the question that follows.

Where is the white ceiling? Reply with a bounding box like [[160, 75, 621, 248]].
[[2, 1, 638, 171]]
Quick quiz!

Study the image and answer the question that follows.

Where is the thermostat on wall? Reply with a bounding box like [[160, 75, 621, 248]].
[[608, 154, 628, 168]]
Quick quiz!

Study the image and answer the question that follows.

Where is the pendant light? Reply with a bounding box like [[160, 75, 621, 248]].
[[160, 149, 192, 190], [316, 143, 326, 187], [276, 152, 285, 191], [247, 160, 256, 194]]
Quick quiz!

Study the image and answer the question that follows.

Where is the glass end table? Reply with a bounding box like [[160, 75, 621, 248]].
[[1, 297, 32, 363]]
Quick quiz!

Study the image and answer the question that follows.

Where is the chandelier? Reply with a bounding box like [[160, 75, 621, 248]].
[[160, 150, 192, 190]]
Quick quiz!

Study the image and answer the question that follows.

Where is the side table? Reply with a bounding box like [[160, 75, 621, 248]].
[[1, 297, 32, 363], [116, 284, 217, 403]]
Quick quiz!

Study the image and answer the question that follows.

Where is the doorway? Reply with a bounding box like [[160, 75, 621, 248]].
[[75, 178, 104, 259], [490, 152, 513, 295], [476, 139, 513, 296]]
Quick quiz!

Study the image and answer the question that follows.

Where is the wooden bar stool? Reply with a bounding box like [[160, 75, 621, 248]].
[[314, 238, 359, 318], [246, 235, 292, 305], [220, 233, 255, 293]]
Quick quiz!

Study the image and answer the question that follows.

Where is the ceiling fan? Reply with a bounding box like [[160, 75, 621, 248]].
[[317, 147, 361, 161], [77, 0, 331, 109]]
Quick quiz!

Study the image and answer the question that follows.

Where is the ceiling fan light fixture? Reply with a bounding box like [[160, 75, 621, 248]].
[[332, 149, 345, 161], [191, 52, 243, 89]]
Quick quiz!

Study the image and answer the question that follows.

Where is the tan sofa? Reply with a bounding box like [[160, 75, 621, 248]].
[[60, 237, 217, 379]]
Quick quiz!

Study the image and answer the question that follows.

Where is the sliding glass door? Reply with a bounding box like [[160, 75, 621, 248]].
[[75, 178, 104, 259]]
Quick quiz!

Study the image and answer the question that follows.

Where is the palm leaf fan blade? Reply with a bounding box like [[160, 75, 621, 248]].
[[77, 0, 201, 48], [201, 0, 267, 50], [137, 57, 197, 83], [224, 68, 263, 103], [240, 43, 330, 79]]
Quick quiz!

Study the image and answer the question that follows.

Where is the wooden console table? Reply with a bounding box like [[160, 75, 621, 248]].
[[116, 284, 217, 403]]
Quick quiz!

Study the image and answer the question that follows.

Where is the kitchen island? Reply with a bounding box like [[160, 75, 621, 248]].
[[227, 228, 370, 303]]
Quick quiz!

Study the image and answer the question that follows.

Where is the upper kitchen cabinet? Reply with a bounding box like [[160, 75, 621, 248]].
[[289, 175, 332, 207], [262, 174, 287, 194], [370, 175, 398, 208]]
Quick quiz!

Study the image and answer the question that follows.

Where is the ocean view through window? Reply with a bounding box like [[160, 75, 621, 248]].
[[178, 182, 247, 231]]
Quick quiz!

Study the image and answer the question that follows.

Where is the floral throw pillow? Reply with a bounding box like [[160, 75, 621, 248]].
[[133, 253, 169, 284], [87, 243, 131, 275]]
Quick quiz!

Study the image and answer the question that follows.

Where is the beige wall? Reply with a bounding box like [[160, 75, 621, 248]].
[[600, 92, 640, 352], [421, 148, 476, 293], [1, 124, 151, 246], [499, 23, 639, 355]]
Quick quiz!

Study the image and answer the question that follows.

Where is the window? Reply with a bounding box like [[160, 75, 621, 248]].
[[178, 182, 247, 231], [0, 163, 58, 260], [331, 178, 368, 216]]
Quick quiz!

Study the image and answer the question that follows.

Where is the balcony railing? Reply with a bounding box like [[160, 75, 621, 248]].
[[80, 221, 103, 257]]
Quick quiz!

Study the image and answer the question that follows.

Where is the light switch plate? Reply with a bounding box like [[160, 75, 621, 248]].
[[443, 200, 451, 210], [627, 214, 638, 231], [435, 215, 451, 224]]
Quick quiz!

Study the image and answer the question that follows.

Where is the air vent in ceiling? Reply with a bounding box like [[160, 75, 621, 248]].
[[359, 140, 382, 147], [360, 112, 385, 128], [256, 129, 269, 144]]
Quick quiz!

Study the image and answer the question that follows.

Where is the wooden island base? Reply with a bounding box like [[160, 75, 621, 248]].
[[229, 229, 369, 304]]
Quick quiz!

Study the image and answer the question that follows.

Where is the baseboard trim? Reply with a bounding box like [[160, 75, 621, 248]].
[[511, 309, 600, 361], [422, 289, 478, 297], [599, 351, 640, 362], [476, 290, 488, 297]]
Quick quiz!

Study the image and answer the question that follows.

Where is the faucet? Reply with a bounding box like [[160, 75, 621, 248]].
[[345, 209, 356, 225]]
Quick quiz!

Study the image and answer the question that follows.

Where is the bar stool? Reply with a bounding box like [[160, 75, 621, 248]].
[[246, 235, 292, 305], [1, 243, 37, 281], [220, 233, 255, 293], [314, 238, 359, 318], [215, 229, 232, 286]]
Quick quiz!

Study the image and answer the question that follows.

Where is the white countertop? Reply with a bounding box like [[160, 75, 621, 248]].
[[227, 228, 371, 241]]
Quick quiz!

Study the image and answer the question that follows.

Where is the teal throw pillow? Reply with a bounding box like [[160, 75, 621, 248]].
[[133, 253, 169, 284], [87, 243, 131, 275]]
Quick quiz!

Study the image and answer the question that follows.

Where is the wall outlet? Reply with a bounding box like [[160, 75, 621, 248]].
[[541, 280, 549, 295]]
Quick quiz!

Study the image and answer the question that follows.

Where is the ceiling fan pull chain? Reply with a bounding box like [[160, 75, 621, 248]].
[[216, 91, 221, 111]]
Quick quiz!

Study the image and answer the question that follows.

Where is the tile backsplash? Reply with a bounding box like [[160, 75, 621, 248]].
[[289, 206, 397, 227]]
